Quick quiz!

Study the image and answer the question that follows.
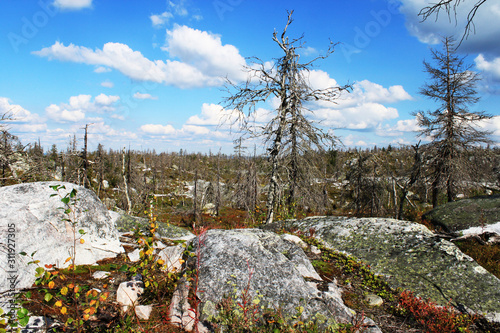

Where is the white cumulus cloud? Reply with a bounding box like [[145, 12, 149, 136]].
[[133, 92, 158, 100], [186, 103, 240, 127], [475, 54, 500, 81], [0, 97, 44, 124], [140, 124, 176, 135], [34, 27, 248, 89], [150, 12, 173, 27], [45, 94, 120, 123], [53, 0, 92, 10], [101, 80, 114, 88], [164, 25, 247, 82], [303, 70, 411, 130]]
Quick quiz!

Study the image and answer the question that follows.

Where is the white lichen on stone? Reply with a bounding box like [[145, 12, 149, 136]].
[[438, 239, 473, 261], [474, 265, 488, 274]]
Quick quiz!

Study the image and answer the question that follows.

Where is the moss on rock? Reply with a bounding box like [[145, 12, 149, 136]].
[[267, 217, 500, 315], [423, 195, 500, 232]]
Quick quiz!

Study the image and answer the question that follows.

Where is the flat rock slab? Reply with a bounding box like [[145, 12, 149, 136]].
[[423, 195, 500, 233], [265, 216, 500, 316]]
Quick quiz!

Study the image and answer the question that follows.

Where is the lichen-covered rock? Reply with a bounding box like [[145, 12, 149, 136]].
[[184, 228, 380, 331], [266, 217, 500, 317], [0, 182, 123, 313], [423, 195, 500, 232]]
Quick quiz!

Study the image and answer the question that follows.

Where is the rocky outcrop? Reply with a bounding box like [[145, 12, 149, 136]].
[[171, 228, 381, 332], [0, 182, 124, 312], [265, 216, 500, 317], [423, 195, 500, 233]]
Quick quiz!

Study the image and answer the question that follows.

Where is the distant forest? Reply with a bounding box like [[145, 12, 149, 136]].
[[1, 128, 498, 225]]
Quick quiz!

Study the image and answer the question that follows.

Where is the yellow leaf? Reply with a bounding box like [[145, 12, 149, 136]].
[[80, 239, 85, 244], [64, 257, 72, 264], [99, 292, 109, 301], [89, 300, 96, 306], [55, 300, 62, 307], [83, 314, 90, 321], [157, 259, 165, 265], [179, 259, 185, 265], [48, 281, 55, 289], [60, 286, 68, 296], [61, 307, 67, 315]]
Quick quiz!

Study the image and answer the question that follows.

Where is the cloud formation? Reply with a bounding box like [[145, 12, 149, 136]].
[[475, 54, 500, 82], [133, 92, 158, 100], [53, 0, 92, 10], [45, 94, 120, 123], [304, 70, 412, 130], [33, 25, 247, 88]]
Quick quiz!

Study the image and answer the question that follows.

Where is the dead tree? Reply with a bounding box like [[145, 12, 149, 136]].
[[223, 11, 350, 224], [396, 142, 422, 220], [122, 147, 132, 214], [414, 37, 492, 207], [419, 0, 488, 44]]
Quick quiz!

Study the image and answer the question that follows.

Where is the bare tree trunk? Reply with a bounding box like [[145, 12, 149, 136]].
[[82, 124, 89, 188], [216, 151, 221, 217], [265, 102, 286, 224], [122, 147, 132, 214], [193, 169, 199, 224]]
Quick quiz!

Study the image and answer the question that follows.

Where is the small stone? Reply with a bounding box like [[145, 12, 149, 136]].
[[22, 316, 46, 332], [310, 245, 321, 255], [135, 305, 153, 320], [127, 249, 141, 262], [92, 271, 110, 280], [365, 293, 383, 307], [116, 281, 144, 308], [158, 245, 184, 273], [281, 233, 307, 248]]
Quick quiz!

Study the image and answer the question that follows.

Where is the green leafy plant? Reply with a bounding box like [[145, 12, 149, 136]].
[[49, 185, 87, 270]]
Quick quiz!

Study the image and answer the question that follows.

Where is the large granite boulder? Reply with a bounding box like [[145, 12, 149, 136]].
[[0, 182, 124, 312], [265, 217, 500, 319], [171, 228, 381, 332], [423, 195, 500, 233]]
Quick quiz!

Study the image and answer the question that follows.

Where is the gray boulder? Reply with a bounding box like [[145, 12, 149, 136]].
[[175, 228, 380, 331], [423, 195, 500, 233], [0, 182, 123, 312], [266, 216, 500, 317]]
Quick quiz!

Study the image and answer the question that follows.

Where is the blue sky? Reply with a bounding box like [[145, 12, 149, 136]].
[[1, 0, 499, 154]]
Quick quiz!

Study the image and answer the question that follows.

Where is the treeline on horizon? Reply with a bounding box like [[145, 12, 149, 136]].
[[1, 131, 499, 225]]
